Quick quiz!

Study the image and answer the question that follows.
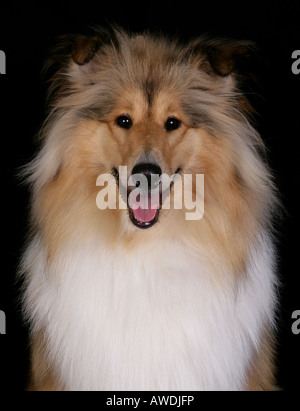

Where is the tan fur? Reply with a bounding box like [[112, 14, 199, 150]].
[[28, 332, 58, 391], [23, 27, 278, 391], [246, 331, 278, 391], [38, 96, 259, 275]]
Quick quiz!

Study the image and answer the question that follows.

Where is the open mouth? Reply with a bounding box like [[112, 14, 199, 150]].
[[112, 165, 181, 229], [128, 192, 161, 229]]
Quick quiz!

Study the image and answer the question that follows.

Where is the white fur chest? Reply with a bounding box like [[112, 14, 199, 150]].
[[24, 234, 276, 391]]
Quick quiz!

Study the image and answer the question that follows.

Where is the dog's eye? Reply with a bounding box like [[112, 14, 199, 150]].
[[115, 115, 132, 129], [165, 118, 181, 131]]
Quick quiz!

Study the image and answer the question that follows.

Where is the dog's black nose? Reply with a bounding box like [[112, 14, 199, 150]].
[[131, 163, 162, 189]]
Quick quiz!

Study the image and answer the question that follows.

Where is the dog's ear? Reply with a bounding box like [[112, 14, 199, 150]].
[[45, 27, 118, 72], [71, 34, 102, 66], [71, 27, 121, 65], [43, 28, 120, 101], [185, 36, 256, 77]]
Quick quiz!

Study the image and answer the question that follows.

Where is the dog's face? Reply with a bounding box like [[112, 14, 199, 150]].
[[36, 28, 268, 265], [94, 85, 213, 230]]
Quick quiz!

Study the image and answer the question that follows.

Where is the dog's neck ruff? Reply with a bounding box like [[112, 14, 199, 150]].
[[24, 231, 276, 391]]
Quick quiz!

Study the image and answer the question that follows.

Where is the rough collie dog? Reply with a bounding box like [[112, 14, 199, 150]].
[[21, 27, 279, 391]]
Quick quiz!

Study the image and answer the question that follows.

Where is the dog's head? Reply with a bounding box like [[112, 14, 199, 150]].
[[28, 27, 274, 265]]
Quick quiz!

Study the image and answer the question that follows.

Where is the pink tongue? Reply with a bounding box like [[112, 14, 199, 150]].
[[131, 194, 159, 223]]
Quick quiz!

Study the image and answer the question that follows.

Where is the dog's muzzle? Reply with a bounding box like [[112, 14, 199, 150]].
[[112, 163, 181, 229], [128, 163, 162, 229]]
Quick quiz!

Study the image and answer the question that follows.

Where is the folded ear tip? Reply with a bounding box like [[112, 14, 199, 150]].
[[208, 57, 235, 77], [185, 36, 257, 77], [72, 35, 101, 65], [208, 39, 257, 76]]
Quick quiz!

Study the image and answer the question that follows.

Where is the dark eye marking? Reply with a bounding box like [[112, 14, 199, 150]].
[[115, 115, 133, 129], [165, 117, 181, 131]]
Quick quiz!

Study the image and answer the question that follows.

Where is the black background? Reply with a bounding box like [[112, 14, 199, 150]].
[[0, 0, 299, 392]]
